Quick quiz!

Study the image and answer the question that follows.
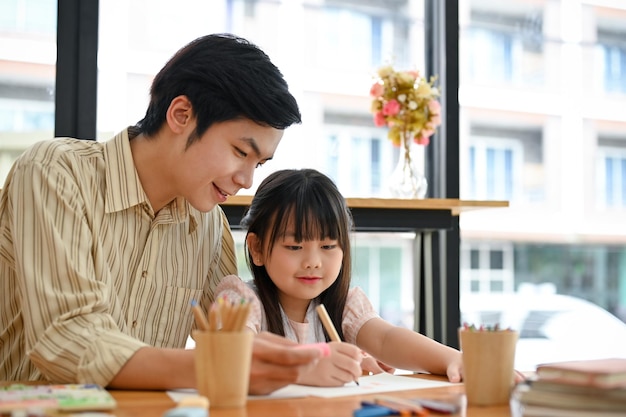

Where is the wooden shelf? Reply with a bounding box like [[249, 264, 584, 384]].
[[221, 195, 509, 232]]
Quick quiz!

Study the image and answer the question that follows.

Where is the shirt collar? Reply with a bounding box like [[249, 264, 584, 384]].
[[102, 128, 196, 228]]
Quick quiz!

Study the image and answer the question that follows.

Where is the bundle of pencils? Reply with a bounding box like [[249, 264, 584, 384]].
[[191, 298, 251, 332]]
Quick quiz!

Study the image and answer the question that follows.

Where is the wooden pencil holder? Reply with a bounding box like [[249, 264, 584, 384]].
[[192, 330, 254, 408], [459, 328, 518, 406]]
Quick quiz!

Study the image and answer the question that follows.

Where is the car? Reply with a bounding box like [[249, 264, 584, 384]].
[[460, 285, 626, 372]]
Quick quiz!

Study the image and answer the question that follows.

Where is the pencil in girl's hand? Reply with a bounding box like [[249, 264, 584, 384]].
[[315, 304, 341, 342], [315, 303, 360, 386], [191, 300, 210, 331]]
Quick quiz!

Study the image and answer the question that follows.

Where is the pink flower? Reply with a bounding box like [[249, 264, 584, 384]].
[[370, 82, 384, 97], [407, 70, 420, 79], [382, 99, 400, 116], [428, 99, 441, 114], [415, 129, 434, 146], [373, 111, 387, 127]]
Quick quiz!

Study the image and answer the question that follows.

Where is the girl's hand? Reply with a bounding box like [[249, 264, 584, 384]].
[[248, 332, 323, 395], [296, 342, 362, 387], [446, 355, 464, 383], [360, 352, 395, 375]]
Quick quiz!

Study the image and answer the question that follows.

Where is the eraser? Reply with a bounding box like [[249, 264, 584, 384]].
[[162, 395, 210, 417], [162, 406, 208, 417], [295, 342, 331, 357]]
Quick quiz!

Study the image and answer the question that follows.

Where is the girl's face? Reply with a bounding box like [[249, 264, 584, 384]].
[[249, 224, 344, 315]]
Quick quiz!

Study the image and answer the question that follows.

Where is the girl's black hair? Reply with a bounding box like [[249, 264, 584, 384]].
[[135, 33, 301, 146], [241, 169, 352, 340]]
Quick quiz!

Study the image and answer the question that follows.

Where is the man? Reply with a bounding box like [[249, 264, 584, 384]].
[[0, 33, 331, 394]]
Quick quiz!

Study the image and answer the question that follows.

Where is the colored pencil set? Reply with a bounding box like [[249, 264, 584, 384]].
[[191, 298, 251, 332], [461, 322, 514, 332]]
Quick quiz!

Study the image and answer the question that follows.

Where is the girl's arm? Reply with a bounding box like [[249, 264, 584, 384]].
[[356, 317, 463, 382]]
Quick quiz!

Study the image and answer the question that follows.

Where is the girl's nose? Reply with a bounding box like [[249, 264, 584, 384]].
[[304, 250, 322, 269]]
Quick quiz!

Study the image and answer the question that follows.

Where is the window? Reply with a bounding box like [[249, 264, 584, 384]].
[[0, 0, 56, 184], [460, 0, 626, 371], [323, 117, 396, 197], [598, 29, 626, 95], [461, 242, 514, 295], [462, 9, 545, 87], [597, 139, 626, 209], [304, 1, 415, 72], [0, 0, 56, 33], [467, 137, 520, 201], [464, 125, 543, 204]]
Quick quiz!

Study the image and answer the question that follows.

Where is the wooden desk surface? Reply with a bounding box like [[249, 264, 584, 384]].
[[222, 195, 509, 216], [107, 376, 511, 417]]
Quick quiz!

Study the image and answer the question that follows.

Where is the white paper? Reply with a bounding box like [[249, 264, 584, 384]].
[[167, 373, 457, 403]]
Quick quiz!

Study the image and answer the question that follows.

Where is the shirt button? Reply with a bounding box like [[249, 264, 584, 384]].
[[132, 320, 137, 328], [141, 271, 147, 278]]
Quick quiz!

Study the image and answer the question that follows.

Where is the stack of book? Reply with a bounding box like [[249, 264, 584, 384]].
[[511, 358, 626, 416], [511, 358, 626, 417]]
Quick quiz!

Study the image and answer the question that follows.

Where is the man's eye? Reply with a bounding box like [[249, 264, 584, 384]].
[[235, 147, 247, 157]]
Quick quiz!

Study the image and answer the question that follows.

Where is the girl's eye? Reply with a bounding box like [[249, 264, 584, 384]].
[[285, 245, 301, 250], [322, 244, 338, 250]]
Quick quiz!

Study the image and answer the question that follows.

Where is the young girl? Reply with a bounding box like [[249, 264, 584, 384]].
[[215, 168, 463, 387]]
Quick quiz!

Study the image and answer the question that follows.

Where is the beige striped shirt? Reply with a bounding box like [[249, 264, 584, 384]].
[[0, 129, 237, 385]]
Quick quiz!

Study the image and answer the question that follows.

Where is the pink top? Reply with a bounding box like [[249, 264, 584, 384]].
[[214, 275, 379, 344]]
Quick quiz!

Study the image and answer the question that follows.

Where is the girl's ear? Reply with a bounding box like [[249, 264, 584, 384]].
[[246, 233, 264, 266]]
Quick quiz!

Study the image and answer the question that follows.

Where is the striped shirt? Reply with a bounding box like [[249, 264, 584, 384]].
[[0, 129, 237, 386]]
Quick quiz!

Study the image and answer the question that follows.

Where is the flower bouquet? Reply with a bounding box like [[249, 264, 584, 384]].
[[369, 65, 442, 199], [369, 65, 441, 146]]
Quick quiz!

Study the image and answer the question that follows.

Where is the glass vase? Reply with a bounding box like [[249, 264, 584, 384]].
[[388, 133, 428, 199]]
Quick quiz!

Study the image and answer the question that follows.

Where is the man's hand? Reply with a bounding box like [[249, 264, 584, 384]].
[[248, 332, 323, 395], [295, 341, 362, 387]]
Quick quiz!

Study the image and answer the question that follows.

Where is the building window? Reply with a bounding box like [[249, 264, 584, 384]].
[[463, 9, 544, 87], [467, 137, 520, 201], [465, 126, 544, 204], [305, 2, 415, 71], [598, 140, 626, 209], [461, 242, 515, 295], [0, 0, 56, 34], [324, 114, 396, 197], [598, 29, 626, 95]]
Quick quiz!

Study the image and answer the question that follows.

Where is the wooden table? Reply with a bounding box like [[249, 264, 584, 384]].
[[221, 196, 509, 347], [107, 375, 512, 417]]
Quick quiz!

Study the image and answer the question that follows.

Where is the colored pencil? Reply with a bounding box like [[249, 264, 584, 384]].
[[315, 303, 360, 386]]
